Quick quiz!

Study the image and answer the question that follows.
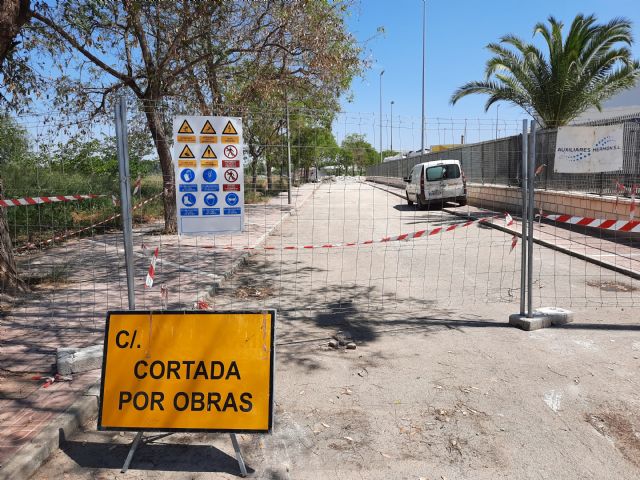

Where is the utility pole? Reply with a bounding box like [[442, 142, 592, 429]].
[[495, 104, 500, 139], [379, 69, 385, 163], [390, 100, 394, 151], [421, 0, 426, 154]]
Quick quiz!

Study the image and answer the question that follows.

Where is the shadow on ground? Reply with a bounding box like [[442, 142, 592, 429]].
[[59, 431, 253, 476]]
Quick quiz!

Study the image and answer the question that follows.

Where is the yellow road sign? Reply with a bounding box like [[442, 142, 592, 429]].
[[99, 310, 275, 432], [222, 120, 238, 135], [178, 120, 194, 134], [201, 120, 216, 134], [179, 145, 195, 159], [202, 145, 217, 159]]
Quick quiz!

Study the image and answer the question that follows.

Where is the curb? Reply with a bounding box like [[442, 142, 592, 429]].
[[442, 207, 640, 282], [363, 180, 639, 281], [3, 184, 322, 480], [0, 383, 100, 480]]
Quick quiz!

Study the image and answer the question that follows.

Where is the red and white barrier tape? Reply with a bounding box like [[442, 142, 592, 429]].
[[145, 247, 159, 288], [197, 214, 511, 251], [16, 193, 162, 252], [0, 194, 102, 207], [538, 213, 640, 233]]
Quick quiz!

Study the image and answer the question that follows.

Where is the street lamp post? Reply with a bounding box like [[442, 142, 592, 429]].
[[379, 69, 385, 163], [421, 0, 426, 154], [390, 100, 394, 151]]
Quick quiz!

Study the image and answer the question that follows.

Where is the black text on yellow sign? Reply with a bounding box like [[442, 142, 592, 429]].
[[98, 310, 275, 433]]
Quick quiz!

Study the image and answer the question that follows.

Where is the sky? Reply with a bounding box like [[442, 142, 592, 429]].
[[337, 0, 640, 151]]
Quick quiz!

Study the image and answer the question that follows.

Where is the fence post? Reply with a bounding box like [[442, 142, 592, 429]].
[[520, 120, 528, 316], [285, 93, 292, 205], [527, 120, 536, 318], [115, 96, 136, 310]]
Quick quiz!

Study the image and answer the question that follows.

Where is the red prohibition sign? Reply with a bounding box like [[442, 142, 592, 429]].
[[223, 145, 238, 158], [224, 169, 238, 182]]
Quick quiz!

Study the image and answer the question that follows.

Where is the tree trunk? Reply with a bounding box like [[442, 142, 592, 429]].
[[0, 178, 26, 295], [266, 164, 273, 191], [250, 158, 258, 192], [143, 103, 176, 233], [0, 0, 30, 65]]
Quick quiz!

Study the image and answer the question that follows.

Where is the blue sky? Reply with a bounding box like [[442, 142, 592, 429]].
[[338, 0, 640, 150]]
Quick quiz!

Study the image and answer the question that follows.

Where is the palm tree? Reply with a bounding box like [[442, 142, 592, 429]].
[[450, 14, 640, 128]]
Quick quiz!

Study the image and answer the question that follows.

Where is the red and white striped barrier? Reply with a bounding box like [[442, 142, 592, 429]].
[[16, 193, 162, 252], [0, 194, 102, 207], [145, 247, 159, 288], [198, 214, 510, 251], [538, 213, 640, 233]]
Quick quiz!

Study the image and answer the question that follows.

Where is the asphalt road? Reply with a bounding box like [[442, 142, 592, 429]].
[[32, 178, 640, 479]]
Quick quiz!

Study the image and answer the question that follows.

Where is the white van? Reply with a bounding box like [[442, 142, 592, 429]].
[[404, 159, 467, 208]]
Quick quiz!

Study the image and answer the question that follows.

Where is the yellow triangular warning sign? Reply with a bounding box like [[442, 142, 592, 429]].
[[202, 145, 217, 159], [201, 120, 216, 135], [222, 120, 238, 135], [178, 120, 194, 134], [179, 144, 195, 158]]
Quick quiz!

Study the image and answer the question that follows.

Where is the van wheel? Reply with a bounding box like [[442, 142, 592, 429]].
[[457, 196, 467, 207], [406, 193, 414, 206]]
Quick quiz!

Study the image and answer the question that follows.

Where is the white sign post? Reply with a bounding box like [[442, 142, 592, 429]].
[[554, 125, 624, 173], [173, 116, 244, 235]]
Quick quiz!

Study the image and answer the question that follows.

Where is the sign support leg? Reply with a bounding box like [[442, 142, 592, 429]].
[[229, 433, 248, 477], [121, 431, 143, 473]]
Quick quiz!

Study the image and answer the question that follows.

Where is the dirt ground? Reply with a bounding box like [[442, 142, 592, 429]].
[[30, 305, 640, 480]]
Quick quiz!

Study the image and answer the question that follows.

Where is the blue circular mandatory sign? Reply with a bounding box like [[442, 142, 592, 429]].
[[203, 193, 218, 207], [180, 168, 195, 183], [202, 168, 217, 183], [181, 193, 196, 207], [225, 192, 239, 206]]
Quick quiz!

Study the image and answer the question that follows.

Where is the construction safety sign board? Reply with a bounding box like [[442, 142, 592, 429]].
[[98, 310, 276, 433], [173, 116, 244, 235]]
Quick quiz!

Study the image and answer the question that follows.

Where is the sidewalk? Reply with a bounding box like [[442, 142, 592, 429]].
[[0, 182, 318, 479], [366, 180, 639, 280]]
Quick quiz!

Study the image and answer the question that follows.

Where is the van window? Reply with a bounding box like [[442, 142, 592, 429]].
[[410, 164, 421, 183], [426, 164, 460, 181]]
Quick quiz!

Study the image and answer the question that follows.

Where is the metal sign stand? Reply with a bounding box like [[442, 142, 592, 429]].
[[121, 432, 247, 476]]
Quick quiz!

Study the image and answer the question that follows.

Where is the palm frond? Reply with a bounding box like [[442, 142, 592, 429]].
[[450, 13, 640, 127]]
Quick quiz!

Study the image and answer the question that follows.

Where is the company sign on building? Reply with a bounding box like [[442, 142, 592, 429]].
[[554, 125, 624, 173]]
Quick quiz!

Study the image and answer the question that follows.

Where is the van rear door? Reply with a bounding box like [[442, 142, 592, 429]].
[[425, 163, 462, 199]]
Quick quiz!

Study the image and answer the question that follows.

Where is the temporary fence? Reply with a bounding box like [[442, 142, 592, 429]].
[[1, 102, 638, 370], [367, 114, 640, 196]]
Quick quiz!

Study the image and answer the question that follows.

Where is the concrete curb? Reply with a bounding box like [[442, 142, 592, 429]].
[[0, 383, 100, 480], [363, 180, 639, 281], [442, 207, 640, 282]]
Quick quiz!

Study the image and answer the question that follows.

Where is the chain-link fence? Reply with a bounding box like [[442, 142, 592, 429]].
[[1, 105, 639, 359], [368, 116, 640, 196]]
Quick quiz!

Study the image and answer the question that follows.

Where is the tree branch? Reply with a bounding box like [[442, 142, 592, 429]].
[[30, 11, 140, 95]]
